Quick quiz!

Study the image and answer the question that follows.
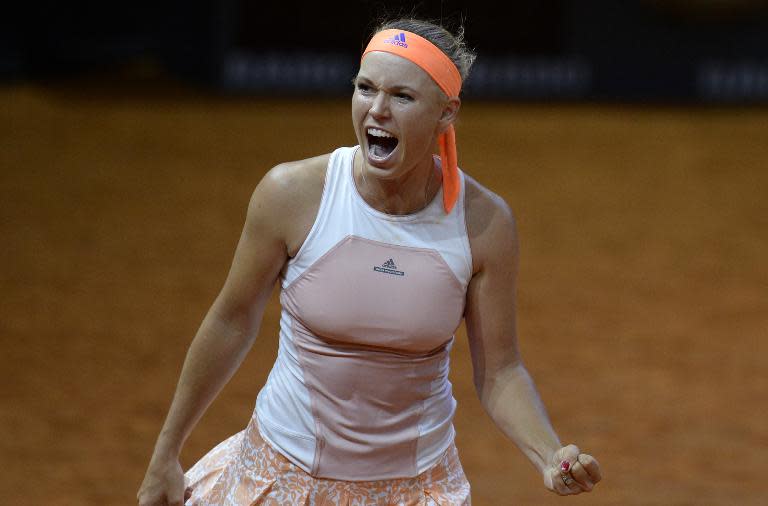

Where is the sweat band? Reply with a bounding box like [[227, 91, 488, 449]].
[[362, 29, 462, 213]]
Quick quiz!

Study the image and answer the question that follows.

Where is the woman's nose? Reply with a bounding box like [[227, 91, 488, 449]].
[[369, 92, 390, 118]]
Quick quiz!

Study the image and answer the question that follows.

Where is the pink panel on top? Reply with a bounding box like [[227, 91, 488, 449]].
[[282, 235, 465, 354], [280, 235, 465, 480]]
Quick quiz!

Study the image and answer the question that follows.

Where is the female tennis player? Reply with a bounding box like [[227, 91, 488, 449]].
[[137, 17, 602, 505]]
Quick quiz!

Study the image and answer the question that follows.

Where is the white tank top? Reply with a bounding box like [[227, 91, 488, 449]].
[[255, 146, 473, 481]]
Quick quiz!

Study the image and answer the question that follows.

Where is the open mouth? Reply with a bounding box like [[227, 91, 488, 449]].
[[366, 127, 399, 161]]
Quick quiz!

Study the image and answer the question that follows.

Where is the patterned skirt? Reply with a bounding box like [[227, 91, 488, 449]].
[[184, 416, 471, 505]]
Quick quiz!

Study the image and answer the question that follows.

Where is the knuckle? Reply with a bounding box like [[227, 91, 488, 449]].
[[577, 463, 592, 478]]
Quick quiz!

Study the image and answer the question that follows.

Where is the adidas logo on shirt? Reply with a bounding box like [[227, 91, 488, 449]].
[[374, 258, 405, 276]]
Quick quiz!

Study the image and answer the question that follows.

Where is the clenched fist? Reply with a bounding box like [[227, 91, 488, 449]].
[[543, 444, 602, 496]]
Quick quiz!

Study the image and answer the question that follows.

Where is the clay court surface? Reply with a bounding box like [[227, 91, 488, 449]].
[[2, 81, 766, 505]]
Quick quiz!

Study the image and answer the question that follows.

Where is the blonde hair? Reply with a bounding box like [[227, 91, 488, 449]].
[[373, 17, 477, 82]]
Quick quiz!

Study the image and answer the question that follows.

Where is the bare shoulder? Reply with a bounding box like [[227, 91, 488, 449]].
[[257, 153, 330, 200], [249, 153, 331, 256], [464, 174, 518, 274]]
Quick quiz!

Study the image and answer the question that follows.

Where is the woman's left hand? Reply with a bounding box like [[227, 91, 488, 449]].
[[543, 444, 602, 495]]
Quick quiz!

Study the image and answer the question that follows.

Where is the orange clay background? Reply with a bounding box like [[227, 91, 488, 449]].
[[2, 81, 766, 505]]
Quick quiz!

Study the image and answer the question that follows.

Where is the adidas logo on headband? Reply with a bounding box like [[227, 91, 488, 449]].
[[383, 32, 408, 48]]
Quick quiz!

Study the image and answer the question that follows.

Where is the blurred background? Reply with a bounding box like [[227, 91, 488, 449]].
[[4, 0, 768, 101], [2, 1, 767, 505]]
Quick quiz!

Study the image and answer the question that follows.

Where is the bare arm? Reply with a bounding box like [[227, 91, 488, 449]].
[[464, 181, 601, 495], [150, 177, 288, 460], [138, 163, 309, 505], [465, 191, 561, 471]]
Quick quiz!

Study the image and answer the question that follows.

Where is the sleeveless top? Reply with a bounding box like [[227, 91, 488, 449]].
[[255, 146, 473, 481]]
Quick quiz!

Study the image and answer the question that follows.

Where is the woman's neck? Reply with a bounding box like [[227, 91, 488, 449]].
[[355, 150, 440, 215]]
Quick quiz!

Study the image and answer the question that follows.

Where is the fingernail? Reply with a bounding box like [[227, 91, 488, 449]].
[[560, 460, 570, 472]]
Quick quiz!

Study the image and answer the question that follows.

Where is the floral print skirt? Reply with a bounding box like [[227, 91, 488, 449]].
[[184, 416, 471, 505]]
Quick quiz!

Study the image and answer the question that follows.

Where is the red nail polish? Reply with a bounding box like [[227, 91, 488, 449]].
[[560, 460, 570, 472]]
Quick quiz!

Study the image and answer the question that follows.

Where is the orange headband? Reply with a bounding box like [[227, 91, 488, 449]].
[[362, 29, 462, 213]]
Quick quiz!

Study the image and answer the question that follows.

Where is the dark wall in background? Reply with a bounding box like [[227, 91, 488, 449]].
[[3, 1, 767, 102]]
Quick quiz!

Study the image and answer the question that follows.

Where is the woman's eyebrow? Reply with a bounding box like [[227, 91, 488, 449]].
[[389, 85, 418, 94], [353, 75, 418, 95]]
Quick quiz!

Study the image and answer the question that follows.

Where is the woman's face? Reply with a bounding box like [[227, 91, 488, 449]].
[[352, 51, 458, 179]]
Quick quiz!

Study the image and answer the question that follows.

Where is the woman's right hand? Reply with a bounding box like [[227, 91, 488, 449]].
[[137, 457, 191, 506]]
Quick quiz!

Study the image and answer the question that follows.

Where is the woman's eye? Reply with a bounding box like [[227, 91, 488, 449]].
[[356, 83, 372, 92], [395, 93, 413, 101]]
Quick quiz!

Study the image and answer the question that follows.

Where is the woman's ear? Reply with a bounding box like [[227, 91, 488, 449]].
[[437, 97, 462, 134]]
